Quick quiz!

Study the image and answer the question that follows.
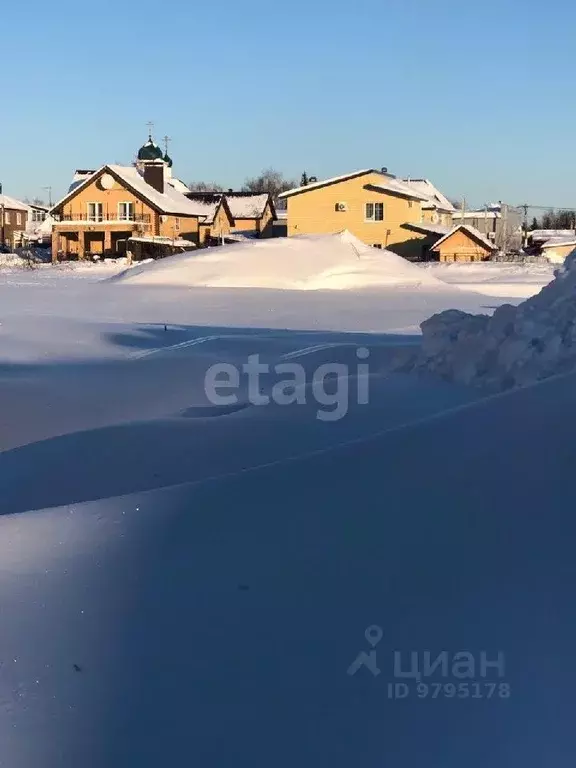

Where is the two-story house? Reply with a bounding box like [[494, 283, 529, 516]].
[[50, 136, 234, 261], [0, 193, 29, 249], [277, 169, 430, 255]]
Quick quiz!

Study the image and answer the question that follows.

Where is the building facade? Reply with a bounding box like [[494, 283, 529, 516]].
[[278, 170, 430, 254], [0, 194, 29, 249]]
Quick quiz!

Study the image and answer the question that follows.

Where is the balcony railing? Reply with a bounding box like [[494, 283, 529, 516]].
[[56, 213, 151, 224]]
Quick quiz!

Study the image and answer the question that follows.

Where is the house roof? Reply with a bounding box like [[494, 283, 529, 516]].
[[401, 179, 455, 212], [278, 169, 373, 198], [431, 224, 498, 252], [364, 178, 430, 201], [453, 210, 501, 220], [401, 221, 451, 237], [54, 165, 215, 218], [278, 169, 427, 201], [186, 191, 273, 220], [540, 237, 576, 249], [226, 194, 271, 219], [530, 229, 575, 242], [0, 194, 29, 212]]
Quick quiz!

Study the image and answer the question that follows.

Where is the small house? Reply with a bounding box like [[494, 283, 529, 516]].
[[430, 224, 497, 262]]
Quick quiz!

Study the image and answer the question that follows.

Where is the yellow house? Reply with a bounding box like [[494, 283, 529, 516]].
[[186, 192, 276, 239], [539, 238, 576, 264], [226, 194, 276, 237], [51, 162, 225, 262], [278, 169, 430, 253], [431, 225, 497, 262]]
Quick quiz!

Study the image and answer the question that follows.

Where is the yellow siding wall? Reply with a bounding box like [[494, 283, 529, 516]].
[[159, 214, 199, 241], [422, 209, 453, 228], [435, 229, 491, 262], [286, 172, 423, 248]]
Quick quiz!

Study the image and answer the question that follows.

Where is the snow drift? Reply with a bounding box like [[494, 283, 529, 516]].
[[400, 248, 576, 391], [1, 371, 576, 766], [112, 231, 445, 291]]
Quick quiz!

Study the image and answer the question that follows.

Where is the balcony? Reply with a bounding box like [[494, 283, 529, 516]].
[[56, 213, 151, 224]]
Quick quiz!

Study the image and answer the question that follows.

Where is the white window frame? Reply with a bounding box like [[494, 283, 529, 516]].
[[118, 201, 135, 221], [16, 213, 22, 226], [4, 212, 10, 224], [365, 202, 384, 222], [87, 202, 103, 222]]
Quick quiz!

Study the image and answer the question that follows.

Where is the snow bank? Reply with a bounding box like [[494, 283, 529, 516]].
[[402, 248, 576, 390], [112, 231, 445, 291], [0, 253, 30, 268]]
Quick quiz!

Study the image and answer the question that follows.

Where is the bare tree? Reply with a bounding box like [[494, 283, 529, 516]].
[[242, 168, 297, 198], [188, 181, 224, 193]]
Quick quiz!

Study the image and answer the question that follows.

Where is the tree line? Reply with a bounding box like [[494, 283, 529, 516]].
[[530, 210, 576, 230], [188, 168, 311, 198]]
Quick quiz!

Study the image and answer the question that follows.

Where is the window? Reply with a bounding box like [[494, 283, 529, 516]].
[[408, 201, 413, 208], [365, 202, 384, 222], [372, 243, 382, 249], [118, 202, 134, 221], [174, 217, 180, 231], [16, 213, 22, 226], [87, 202, 103, 222], [4, 212, 10, 224]]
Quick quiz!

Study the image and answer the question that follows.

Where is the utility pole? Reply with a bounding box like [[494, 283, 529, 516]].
[[522, 204, 529, 247], [501, 202, 508, 252], [461, 197, 467, 225], [42, 186, 53, 207]]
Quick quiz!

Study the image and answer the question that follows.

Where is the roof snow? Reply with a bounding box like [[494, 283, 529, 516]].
[[402, 179, 455, 212], [167, 177, 191, 195], [453, 210, 500, 220], [226, 194, 269, 219], [0, 194, 29, 212], [402, 221, 451, 236], [55, 165, 215, 219], [531, 229, 575, 243], [365, 178, 430, 201], [540, 237, 576, 249]]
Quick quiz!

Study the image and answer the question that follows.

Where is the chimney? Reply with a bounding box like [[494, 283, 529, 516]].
[[143, 161, 164, 194]]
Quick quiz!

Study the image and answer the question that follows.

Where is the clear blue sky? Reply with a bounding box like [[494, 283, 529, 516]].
[[3, 0, 576, 208]]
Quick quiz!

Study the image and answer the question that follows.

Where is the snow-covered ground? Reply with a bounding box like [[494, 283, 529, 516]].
[[420, 260, 554, 298], [0, 237, 571, 766]]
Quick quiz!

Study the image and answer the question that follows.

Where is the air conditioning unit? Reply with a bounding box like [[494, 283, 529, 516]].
[[335, 202, 348, 212]]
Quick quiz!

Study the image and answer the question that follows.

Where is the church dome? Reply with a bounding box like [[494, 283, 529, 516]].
[[137, 136, 164, 161], [163, 152, 173, 168]]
